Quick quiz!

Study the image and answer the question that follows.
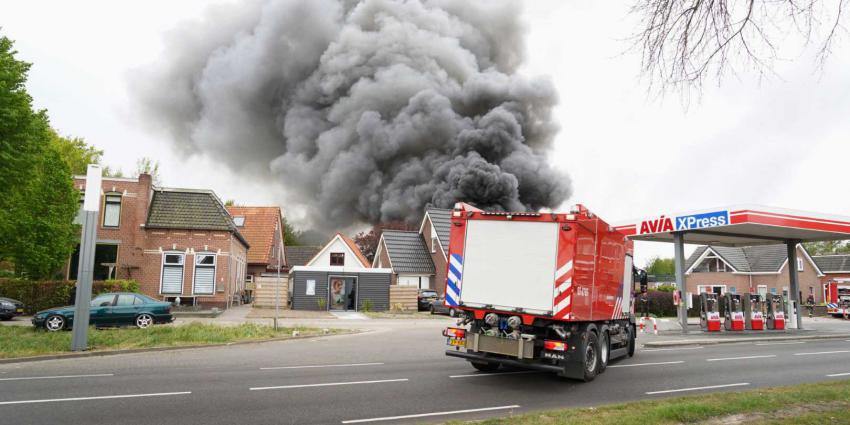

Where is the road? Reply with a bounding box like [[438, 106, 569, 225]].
[[2, 319, 850, 425]]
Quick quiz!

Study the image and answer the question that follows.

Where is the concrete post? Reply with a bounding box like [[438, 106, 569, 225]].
[[673, 232, 688, 334], [71, 165, 101, 351], [786, 240, 803, 330]]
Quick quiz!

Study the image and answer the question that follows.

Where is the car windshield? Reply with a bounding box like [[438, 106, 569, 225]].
[[421, 291, 437, 297]]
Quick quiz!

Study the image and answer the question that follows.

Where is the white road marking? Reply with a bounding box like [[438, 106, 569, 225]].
[[826, 372, 850, 377], [641, 346, 704, 352], [341, 405, 521, 424], [0, 391, 191, 406], [250, 378, 408, 391], [0, 373, 114, 382], [646, 383, 749, 395], [706, 355, 776, 362], [260, 362, 384, 370], [609, 361, 684, 368], [794, 350, 850, 356], [754, 341, 805, 346], [449, 371, 538, 378]]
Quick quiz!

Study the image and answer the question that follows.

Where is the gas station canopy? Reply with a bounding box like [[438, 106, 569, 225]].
[[613, 205, 850, 246]]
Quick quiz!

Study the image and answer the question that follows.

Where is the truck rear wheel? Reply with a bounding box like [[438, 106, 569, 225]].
[[469, 360, 500, 373], [627, 325, 636, 357], [580, 331, 600, 382], [598, 331, 609, 372]]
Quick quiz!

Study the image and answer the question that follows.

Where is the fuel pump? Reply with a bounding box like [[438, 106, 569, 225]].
[[699, 293, 721, 332], [766, 294, 786, 330], [723, 294, 744, 331], [743, 294, 765, 330]]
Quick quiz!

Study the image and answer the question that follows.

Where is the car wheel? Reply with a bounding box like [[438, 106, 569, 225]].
[[135, 313, 154, 329], [449, 309, 457, 318], [45, 315, 65, 332], [581, 331, 600, 382], [430, 306, 436, 315]]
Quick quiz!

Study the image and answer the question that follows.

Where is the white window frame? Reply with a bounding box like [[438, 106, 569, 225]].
[[757, 285, 768, 297], [330, 252, 345, 266], [716, 259, 727, 273], [697, 284, 727, 294], [233, 216, 245, 227], [102, 193, 122, 228], [431, 236, 438, 254], [192, 253, 217, 295], [160, 252, 185, 295], [796, 258, 804, 272]]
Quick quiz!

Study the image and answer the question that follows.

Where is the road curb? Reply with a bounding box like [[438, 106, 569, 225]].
[[0, 329, 367, 365], [642, 333, 850, 347]]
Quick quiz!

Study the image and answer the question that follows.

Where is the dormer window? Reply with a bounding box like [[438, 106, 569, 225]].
[[330, 252, 344, 266], [233, 216, 245, 227]]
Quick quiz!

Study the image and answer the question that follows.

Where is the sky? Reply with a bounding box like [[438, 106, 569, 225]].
[[2, 1, 848, 266]]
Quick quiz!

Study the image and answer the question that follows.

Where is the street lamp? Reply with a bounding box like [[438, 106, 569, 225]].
[[71, 164, 101, 351]]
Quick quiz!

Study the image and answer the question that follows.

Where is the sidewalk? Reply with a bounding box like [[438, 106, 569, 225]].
[[637, 316, 850, 347]]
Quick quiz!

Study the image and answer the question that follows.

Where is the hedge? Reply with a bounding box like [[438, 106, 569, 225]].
[[635, 290, 701, 318], [0, 279, 139, 314]]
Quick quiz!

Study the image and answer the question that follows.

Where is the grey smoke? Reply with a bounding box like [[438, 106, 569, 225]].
[[135, 0, 571, 229]]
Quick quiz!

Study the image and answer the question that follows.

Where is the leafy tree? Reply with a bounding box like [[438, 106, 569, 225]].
[[646, 256, 675, 276], [353, 221, 417, 263], [0, 35, 78, 278], [804, 241, 850, 256], [283, 217, 302, 246], [135, 156, 161, 185], [49, 131, 103, 175]]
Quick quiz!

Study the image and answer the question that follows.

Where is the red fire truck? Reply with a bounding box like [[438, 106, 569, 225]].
[[824, 280, 850, 316], [442, 203, 636, 381]]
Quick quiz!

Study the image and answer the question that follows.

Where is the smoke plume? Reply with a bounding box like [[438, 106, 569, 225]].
[[136, 0, 571, 229]]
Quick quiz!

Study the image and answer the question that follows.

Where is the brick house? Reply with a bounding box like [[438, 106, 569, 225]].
[[69, 174, 249, 309], [373, 208, 451, 295], [226, 206, 285, 279], [684, 244, 825, 302]]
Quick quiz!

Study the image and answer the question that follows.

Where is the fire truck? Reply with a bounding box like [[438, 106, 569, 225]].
[[824, 280, 850, 316], [442, 203, 636, 381]]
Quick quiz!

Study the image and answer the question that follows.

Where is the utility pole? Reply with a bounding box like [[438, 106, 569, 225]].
[[71, 164, 101, 351], [274, 241, 281, 330]]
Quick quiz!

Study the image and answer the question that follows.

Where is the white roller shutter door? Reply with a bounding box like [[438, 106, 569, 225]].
[[162, 266, 183, 294], [194, 267, 215, 295]]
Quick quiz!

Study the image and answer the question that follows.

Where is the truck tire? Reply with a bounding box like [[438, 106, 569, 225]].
[[469, 361, 500, 373], [627, 325, 636, 357], [580, 331, 600, 382], [598, 330, 610, 372]]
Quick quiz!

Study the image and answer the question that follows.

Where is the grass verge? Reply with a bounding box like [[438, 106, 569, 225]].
[[0, 323, 335, 359], [445, 379, 850, 425]]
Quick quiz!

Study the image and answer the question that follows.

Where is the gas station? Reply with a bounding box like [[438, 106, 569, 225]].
[[614, 205, 850, 334]]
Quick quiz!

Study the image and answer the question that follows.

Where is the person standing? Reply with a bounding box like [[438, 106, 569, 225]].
[[68, 282, 77, 306], [806, 294, 815, 318]]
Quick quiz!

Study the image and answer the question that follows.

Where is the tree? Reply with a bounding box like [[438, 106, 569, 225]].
[[353, 221, 417, 263], [49, 131, 103, 175], [135, 156, 161, 185], [804, 240, 850, 255], [646, 256, 675, 276], [282, 217, 302, 246], [0, 35, 78, 278], [632, 0, 847, 92]]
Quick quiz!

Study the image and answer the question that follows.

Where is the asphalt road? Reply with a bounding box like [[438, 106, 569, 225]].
[[2, 320, 850, 425]]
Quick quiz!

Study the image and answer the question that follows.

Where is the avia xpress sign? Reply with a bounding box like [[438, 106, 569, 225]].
[[639, 210, 730, 234]]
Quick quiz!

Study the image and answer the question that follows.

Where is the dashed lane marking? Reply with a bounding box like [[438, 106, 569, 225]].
[[645, 383, 749, 395], [341, 405, 521, 424]]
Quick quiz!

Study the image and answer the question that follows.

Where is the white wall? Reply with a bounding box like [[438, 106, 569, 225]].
[[309, 237, 367, 269]]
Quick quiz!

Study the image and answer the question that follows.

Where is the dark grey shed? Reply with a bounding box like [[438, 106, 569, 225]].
[[289, 266, 391, 311]]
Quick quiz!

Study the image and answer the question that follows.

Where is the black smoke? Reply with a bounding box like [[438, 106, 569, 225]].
[[135, 0, 571, 229]]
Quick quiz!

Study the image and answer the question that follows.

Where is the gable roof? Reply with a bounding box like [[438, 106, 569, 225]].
[[146, 188, 248, 247], [226, 206, 281, 265], [423, 208, 451, 255], [686, 244, 821, 274], [285, 246, 322, 267], [379, 230, 436, 274], [813, 255, 850, 273], [307, 233, 370, 268]]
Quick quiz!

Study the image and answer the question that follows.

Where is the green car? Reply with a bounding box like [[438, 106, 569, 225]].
[[32, 292, 175, 331]]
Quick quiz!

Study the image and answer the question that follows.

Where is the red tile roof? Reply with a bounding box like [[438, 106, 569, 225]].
[[339, 233, 371, 268], [226, 206, 282, 265]]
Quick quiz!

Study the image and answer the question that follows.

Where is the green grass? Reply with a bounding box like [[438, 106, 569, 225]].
[[0, 323, 333, 359], [445, 379, 850, 425], [362, 311, 449, 319]]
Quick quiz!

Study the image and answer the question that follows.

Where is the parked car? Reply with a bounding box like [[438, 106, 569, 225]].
[[0, 296, 25, 320], [417, 289, 438, 311], [32, 292, 174, 331], [429, 297, 459, 317]]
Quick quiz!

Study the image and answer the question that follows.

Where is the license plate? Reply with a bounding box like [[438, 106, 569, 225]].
[[16, 308, 23, 313], [448, 338, 465, 347]]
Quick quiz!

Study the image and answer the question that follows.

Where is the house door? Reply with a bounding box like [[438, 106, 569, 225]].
[[329, 276, 357, 311]]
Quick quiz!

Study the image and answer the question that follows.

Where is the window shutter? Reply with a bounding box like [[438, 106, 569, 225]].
[[194, 267, 215, 295], [162, 266, 183, 294]]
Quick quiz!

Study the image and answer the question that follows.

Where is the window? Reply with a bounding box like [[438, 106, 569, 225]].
[[193, 254, 216, 295], [74, 191, 85, 225], [730, 287, 737, 294], [116, 294, 136, 306], [431, 236, 438, 254], [770, 287, 778, 295], [68, 243, 118, 280], [758, 285, 768, 298], [161, 253, 184, 295], [90, 294, 115, 307], [330, 252, 344, 266], [133, 296, 145, 305], [103, 194, 121, 227], [796, 258, 804, 272], [233, 216, 245, 227]]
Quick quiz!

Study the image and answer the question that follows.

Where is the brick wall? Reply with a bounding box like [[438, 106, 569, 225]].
[[375, 239, 398, 286]]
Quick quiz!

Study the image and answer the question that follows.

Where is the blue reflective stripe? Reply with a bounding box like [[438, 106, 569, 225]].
[[446, 280, 460, 297], [448, 263, 462, 279]]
